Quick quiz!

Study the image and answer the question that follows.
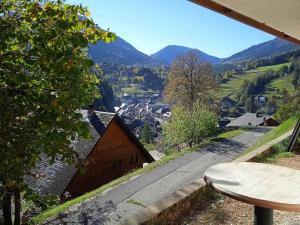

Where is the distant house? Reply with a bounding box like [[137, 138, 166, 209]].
[[155, 107, 170, 115], [27, 109, 154, 199], [254, 95, 267, 107], [226, 112, 279, 128]]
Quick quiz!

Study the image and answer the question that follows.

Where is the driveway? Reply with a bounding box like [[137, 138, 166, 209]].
[[45, 127, 270, 225]]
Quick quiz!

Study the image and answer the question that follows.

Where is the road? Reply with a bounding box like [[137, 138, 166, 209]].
[[45, 128, 270, 225]]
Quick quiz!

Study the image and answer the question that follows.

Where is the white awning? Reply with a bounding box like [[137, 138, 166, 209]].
[[191, 0, 300, 44]]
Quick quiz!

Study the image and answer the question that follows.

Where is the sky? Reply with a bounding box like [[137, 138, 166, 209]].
[[67, 0, 274, 58]]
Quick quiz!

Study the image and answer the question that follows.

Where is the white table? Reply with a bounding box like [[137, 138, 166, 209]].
[[204, 162, 300, 225]]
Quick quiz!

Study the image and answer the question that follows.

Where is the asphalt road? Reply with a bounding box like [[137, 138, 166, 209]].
[[45, 127, 270, 225]]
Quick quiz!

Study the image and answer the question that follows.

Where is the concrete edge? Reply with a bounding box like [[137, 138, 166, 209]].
[[234, 129, 293, 162], [123, 129, 293, 225], [122, 179, 206, 225]]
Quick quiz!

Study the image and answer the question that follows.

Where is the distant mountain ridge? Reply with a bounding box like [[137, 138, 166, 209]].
[[151, 45, 221, 64], [89, 36, 300, 66], [89, 36, 156, 65], [223, 38, 300, 63]]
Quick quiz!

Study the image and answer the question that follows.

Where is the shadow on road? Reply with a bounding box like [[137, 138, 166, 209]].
[[200, 139, 246, 156]]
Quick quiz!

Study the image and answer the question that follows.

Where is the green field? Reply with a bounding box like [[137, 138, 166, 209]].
[[263, 75, 296, 98], [121, 84, 156, 97], [218, 63, 291, 99]]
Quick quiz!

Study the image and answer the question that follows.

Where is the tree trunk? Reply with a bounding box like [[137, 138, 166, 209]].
[[3, 192, 12, 225], [14, 189, 21, 225]]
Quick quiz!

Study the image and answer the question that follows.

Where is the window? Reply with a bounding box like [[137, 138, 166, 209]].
[[110, 160, 122, 168], [110, 161, 117, 169]]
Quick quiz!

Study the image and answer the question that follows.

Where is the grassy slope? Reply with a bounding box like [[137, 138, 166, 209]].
[[245, 117, 297, 154], [219, 63, 291, 99], [264, 75, 296, 98]]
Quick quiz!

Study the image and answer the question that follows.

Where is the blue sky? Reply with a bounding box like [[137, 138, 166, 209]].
[[67, 0, 274, 58]]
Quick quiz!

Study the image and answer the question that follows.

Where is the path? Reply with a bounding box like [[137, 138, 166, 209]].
[[45, 128, 270, 225]]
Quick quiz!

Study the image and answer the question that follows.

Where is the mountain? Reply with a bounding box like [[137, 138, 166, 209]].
[[151, 45, 221, 64], [223, 38, 300, 63], [89, 36, 299, 67], [89, 36, 156, 65]]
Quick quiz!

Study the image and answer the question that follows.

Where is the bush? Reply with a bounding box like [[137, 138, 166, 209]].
[[163, 104, 218, 147]]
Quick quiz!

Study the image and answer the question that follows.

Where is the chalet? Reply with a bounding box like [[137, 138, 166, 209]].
[[27, 108, 154, 199], [226, 112, 279, 128]]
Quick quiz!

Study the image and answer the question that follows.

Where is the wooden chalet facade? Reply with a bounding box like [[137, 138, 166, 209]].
[[27, 109, 155, 199]]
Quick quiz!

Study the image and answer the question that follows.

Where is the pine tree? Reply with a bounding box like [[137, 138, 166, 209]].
[[142, 122, 153, 144]]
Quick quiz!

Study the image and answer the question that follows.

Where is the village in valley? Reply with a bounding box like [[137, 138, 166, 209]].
[[1, 1, 300, 225]]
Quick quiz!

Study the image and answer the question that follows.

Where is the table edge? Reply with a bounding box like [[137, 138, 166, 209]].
[[204, 176, 300, 212]]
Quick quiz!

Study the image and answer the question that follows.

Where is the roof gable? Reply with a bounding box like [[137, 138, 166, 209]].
[[226, 113, 270, 127], [27, 110, 114, 196], [27, 110, 154, 196]]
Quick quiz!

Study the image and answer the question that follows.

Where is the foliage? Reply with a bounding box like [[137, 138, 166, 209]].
[[244, 117, 297, 154], [256, 139, 294, 163], [141, 122, 153, 144], [102, 64, 167, 97], [218, 63, 291, 99], [290, 60, 300, 90], [235, 48, 300, 71], [245, 97, 255, 112], [163, 104, 218, 147], [0, 0, 115, 224], [165, 51, 218, 109], [94, 78, 117, 112], [274, 94, 300, 122], [235, 69, 280, 105]]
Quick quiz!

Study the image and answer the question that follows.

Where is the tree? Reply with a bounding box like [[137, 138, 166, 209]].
[[164, 51, 218, 109], [0, 1, 116, 224], [163, 104, 217, 148], [266, 96, 277, 114], [291, 60, 300, 90], [274, 94, 300, 122], [245, 98, 254, 112], [141, 122, 153, 144]]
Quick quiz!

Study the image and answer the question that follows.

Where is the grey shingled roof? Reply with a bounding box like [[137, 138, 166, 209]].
[[226, 112, 270, 127], [26, 110, 115, 196]]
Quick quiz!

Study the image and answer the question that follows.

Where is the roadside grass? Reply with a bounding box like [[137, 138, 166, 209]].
[[31, 145, 198, 224], [217, 129, 245, 139], [143, 143, 157, 151], [126, 199, 146, 207], [256, 139, 295, 162], [242, 117, 297, 156]]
